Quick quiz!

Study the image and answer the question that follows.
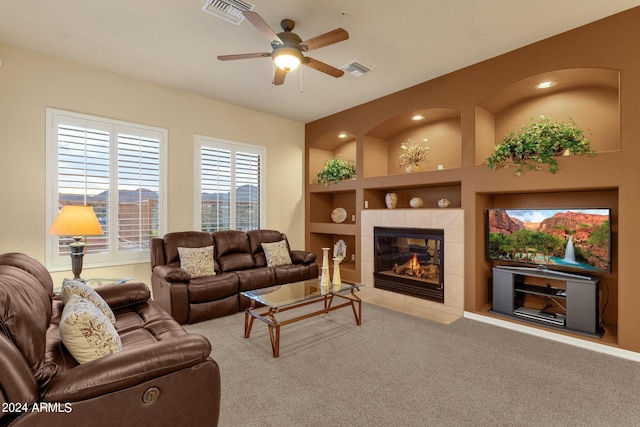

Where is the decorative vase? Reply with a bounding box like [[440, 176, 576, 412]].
[[405, 164, 423, 173], [409, 197, 424, 208], [320, 247, 331, 293], [332, 257, 342, 291], [385, 192, 398, 209], [438, 198, 451, 208]]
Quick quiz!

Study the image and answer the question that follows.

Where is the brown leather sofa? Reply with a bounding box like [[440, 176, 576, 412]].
[[151, 229, 318, 324], [0, 253, 220, 427]]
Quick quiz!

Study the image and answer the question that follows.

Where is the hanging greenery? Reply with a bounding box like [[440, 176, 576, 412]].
[[314, 157, 356, 186], [486, 116, 596, 175]]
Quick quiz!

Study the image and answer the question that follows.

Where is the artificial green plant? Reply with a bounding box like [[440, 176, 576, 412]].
[[486, 116, 596, 175]]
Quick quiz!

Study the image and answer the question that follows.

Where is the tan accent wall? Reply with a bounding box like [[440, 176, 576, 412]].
[[305, 7, 640, 352]]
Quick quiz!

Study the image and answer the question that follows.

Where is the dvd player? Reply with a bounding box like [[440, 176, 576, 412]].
[[513, 307, 566, 326]]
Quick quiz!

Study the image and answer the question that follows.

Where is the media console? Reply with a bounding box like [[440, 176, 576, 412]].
[[491, 266, 603, 337]]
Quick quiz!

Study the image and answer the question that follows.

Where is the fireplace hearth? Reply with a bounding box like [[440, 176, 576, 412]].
[[374, 227, 444, 303]]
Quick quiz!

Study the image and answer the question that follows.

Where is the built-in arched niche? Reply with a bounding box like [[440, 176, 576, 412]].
[[475, 68, 620, 166], [308, 130, 356, 184], [363, 108, 462, 178]]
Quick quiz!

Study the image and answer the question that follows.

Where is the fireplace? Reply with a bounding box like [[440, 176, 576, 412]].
[[374, 227, 444, 303]]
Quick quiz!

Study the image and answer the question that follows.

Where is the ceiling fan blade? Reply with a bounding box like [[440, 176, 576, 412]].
[[303, 57, 345, 78], [300, 28, 349, 52], [217, 52, 271, 61], [273, 67, 287, 86], [243, 11, 283, 45]]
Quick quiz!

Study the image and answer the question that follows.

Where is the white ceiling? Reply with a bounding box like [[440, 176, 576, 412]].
[[1, 0, 639, 123]]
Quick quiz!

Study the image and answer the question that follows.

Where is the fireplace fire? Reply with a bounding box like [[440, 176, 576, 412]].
[[393, 253, 439, 279], [374, 227, 444, 303]]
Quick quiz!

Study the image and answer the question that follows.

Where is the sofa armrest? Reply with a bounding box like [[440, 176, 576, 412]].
[[152, 265, 191, 282], [41, 334, 212, 402], [290, 250, 317, 264], [94, 282, 151, 309]]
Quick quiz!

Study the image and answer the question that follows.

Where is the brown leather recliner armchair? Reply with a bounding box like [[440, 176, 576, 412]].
[[0, 253, 220, 427]]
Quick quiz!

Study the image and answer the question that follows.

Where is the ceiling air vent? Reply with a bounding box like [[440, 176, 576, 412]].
[[340, 61, 372, 77], [202, 0, 255, 25]]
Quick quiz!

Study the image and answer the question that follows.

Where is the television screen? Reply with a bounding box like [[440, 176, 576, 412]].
[[486, 208, 612, 273]]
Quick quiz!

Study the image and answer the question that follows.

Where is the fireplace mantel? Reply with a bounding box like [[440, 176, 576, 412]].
[[360, 209, 464, 323]]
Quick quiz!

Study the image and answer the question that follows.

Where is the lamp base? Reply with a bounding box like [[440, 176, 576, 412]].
[[69, 237, 86, 282]]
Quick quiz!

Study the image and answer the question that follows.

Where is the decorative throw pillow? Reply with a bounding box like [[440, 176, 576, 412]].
[[59, 294, 122, 364], [178, 245, 216, 278], [261, 240, 292, 267], [61, 279, 116, 325]]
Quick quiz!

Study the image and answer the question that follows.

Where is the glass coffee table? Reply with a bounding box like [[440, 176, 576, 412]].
[[241, 280, 362, 358]]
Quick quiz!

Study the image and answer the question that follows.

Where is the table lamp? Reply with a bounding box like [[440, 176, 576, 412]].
[[48, 205, 104, 282]]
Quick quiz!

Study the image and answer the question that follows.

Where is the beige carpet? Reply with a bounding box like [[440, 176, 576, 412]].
[[185, 302, 640, 426]]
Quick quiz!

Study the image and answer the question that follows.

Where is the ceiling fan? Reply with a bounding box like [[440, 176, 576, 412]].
[[217, 11, 349, 86]]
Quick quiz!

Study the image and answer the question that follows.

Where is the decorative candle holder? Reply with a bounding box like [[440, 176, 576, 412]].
[[332, 257, 342, 291], [320, 247, 331, 293]]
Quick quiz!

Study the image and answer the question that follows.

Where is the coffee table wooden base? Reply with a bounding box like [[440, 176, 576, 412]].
[[243, 288, 361, 358]]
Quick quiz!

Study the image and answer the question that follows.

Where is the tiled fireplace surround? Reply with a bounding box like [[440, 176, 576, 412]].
[[360, 209, 464, 324]]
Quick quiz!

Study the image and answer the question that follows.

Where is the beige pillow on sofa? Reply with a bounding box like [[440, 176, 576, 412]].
[[61, 278, 116, 325], [261, 240, 292, 267], [178, 245, 216, 278], [59, 294, 122, 364]]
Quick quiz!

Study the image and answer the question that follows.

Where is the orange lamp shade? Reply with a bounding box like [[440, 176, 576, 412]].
[[48, 205, 104, 236]]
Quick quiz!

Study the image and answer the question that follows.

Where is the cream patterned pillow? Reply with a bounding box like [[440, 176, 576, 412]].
[[59, 294, 122, 364], [61, 279, 116, 325], [178, 245, 216, 278], [261, 240, 292, 267]]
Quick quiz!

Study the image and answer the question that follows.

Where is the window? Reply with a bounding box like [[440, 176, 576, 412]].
[[46, 109, 166, 269], [196, 136, 265, 232]]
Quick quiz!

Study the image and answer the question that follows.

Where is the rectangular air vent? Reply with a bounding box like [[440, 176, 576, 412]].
[[340, 61, 372, 77], [202, 0, 255, 25]]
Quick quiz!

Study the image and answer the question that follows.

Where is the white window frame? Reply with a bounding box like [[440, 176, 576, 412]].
[[195, 135, 266, 231], [46, 108, 167, 270]]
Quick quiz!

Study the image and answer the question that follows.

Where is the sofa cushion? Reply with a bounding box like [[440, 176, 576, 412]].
[[61, 279, 116, 325], [188, 273, 239, 304], [247, 229, 287, 267], [178, 246, 216, 278], [214, 230, 255, 271], [275, 264, 311, 284], [236, 267, 276, 292], [261, 240, 292, 267], [163, 231, 215, 265], [59, 294, 122, 364]]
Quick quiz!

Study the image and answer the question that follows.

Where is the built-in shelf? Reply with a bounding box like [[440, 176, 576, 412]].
[[363, 108, 462, 178], [475, 68, 620, 166]]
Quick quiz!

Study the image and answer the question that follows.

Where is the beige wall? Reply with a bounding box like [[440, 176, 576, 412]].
[[0, 41, 305, 285]]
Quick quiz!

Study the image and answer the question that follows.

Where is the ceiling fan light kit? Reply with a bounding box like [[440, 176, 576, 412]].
[[273, 47, 302, 71], [217, 10, 349, 86]]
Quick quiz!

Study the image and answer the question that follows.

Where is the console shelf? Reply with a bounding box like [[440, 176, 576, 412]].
[[491, 266, 603, 337]]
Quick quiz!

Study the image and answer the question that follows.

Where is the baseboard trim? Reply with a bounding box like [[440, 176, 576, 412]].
[[464, 311, 640, 362]]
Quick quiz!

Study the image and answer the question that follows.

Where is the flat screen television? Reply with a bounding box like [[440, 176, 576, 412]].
[[486, 208, 612, 274]]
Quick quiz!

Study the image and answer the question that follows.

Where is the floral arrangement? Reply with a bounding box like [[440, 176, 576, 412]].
[[486, 116, 595, 175], [399, 138, 430, 167], [314, 157, 356, 187]]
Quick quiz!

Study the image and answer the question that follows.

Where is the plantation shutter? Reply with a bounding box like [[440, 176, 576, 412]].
[[198, 137, 264, 232], [201, 146, 232, 231], [117, 131, 161, 252], [47, 108, 166, 269], [235, 150, 261, 231], [56, 122, 110, 256]]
